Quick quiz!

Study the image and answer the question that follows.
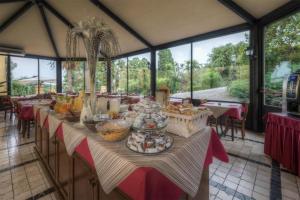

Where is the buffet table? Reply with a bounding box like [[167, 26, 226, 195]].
[[34, 105, 228, 200], [265, 112, 300, 175]]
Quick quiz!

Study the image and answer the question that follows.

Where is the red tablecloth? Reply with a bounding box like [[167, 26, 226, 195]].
[[46, 117, 228, 200], [265, 112, 300, 175], [18, 103, 34, 120], [17, 100, 52, 121]]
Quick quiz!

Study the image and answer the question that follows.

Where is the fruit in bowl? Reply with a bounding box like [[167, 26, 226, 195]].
[[108, 111, 119, 119], [54, 102, 70, 114], [96, 120, 130, 142]]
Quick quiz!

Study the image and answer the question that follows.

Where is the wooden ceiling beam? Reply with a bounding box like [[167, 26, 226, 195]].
[[0, 0, 28, 3], [217, 0, 256, 25], [258, 1, 300, 26], [41, 0, 73, 28], [37, 3, 60, 58], [89, 0, 153, 48], [0, 1, 33, 33], [42, 1, 110, 58]]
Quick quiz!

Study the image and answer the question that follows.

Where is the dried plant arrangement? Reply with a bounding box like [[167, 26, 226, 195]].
[[66, 17, 119, 114]]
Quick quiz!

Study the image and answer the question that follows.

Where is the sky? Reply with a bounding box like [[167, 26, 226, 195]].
[[10, 31, 248, 80], [11, 57, 56, 81], [130, 31, 248, 65]]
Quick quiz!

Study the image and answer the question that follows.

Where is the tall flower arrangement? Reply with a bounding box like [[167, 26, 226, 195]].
[[66, 17, 119, 114]]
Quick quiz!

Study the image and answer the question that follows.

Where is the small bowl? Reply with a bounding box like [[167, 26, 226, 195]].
[[64, 115, 80, 123], [84, 120, 98, 133], [96, 120, 131, 142]]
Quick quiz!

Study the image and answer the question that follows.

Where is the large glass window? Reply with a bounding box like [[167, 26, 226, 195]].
[[111, 58, 127, 94], [156, 44, 191, 98], [192, 31, 250, 102], [0, 56, 7, 95], [96, 61, 107, 93], [39, 59, 56, 93], [62, 61, 85, 93], [264, 12, 300, 107], [85, 61, 107, 93], [11, 57, 38, 96], [128, 53, 151, 95]]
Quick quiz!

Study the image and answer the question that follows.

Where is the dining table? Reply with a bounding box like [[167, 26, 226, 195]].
[[34, 105, 229, 200], [16, 99, 52, 137], [202, 102, 244, 140]]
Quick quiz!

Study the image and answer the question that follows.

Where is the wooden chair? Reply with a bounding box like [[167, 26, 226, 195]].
[[232, 103, 248, 139], [0, 96, 13, 120]]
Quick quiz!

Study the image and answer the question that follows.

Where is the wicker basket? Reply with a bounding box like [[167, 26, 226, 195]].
[[164, 110, 212, 138]]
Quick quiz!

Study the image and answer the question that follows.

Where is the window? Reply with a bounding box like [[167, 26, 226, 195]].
[[0, 56, 7, 95], [62, 61, 85, 93], [11, 57, 38, 96], [264, 12, 300, 107], [85, 61, 107, 93], [192, 31, 250, 102], [128, 53, 151, 95], [111, 58, 127, 94], [156, 44, 191, 98], [39, 59, 56, 93]]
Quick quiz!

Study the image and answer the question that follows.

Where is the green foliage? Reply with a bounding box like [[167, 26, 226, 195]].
[[95, 61, 107, 91], [62, 61, 85, 92], [264, 12, 300, 107], [200, 69, 223, 89], [157, 49, 191, 94], [228, 79, 249, 100], [128, 57, 150, 95], [112, 59, 127, 93], [265, 13, 300, 70], [11, 80, 35, 96]]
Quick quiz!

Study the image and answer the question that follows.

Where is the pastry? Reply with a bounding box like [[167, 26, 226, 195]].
[[127, 131, 172, 154]]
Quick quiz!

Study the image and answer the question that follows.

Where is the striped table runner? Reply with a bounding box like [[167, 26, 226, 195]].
[[38, 107, 212, 198], [87, 127, 211, 197], [47, 113, 63, 138]]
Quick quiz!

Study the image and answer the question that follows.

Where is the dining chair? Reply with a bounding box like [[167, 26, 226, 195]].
[[232, 103, 249, 139], [0, 96, 13, 120]]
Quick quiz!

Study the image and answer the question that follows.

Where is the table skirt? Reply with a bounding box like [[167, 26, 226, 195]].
[[264, 112, 300, 175]]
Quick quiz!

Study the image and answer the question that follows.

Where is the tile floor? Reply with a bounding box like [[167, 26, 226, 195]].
[[0, 113, 299, 200]]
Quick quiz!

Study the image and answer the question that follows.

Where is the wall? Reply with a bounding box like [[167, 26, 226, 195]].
[[0, 56, 7, 95]]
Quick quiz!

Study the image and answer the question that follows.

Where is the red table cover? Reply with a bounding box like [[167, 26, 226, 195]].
[[265, 112, 300, 175], [17, 101, 40, 121], [19, 105, 34, 120], [43, 115, 228, 200]]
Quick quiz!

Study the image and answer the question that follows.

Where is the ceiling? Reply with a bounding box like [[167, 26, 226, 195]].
[[0, 0, 293, 58]]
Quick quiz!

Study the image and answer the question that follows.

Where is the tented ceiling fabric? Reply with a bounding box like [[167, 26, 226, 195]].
[[0, 0, 289, 58]]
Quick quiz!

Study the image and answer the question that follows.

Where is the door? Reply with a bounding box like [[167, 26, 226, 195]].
[[72, 154, 98, 200], [262, 12, 300, 128], [57, 139, 71, 199], [48, 135, 57, 176]]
